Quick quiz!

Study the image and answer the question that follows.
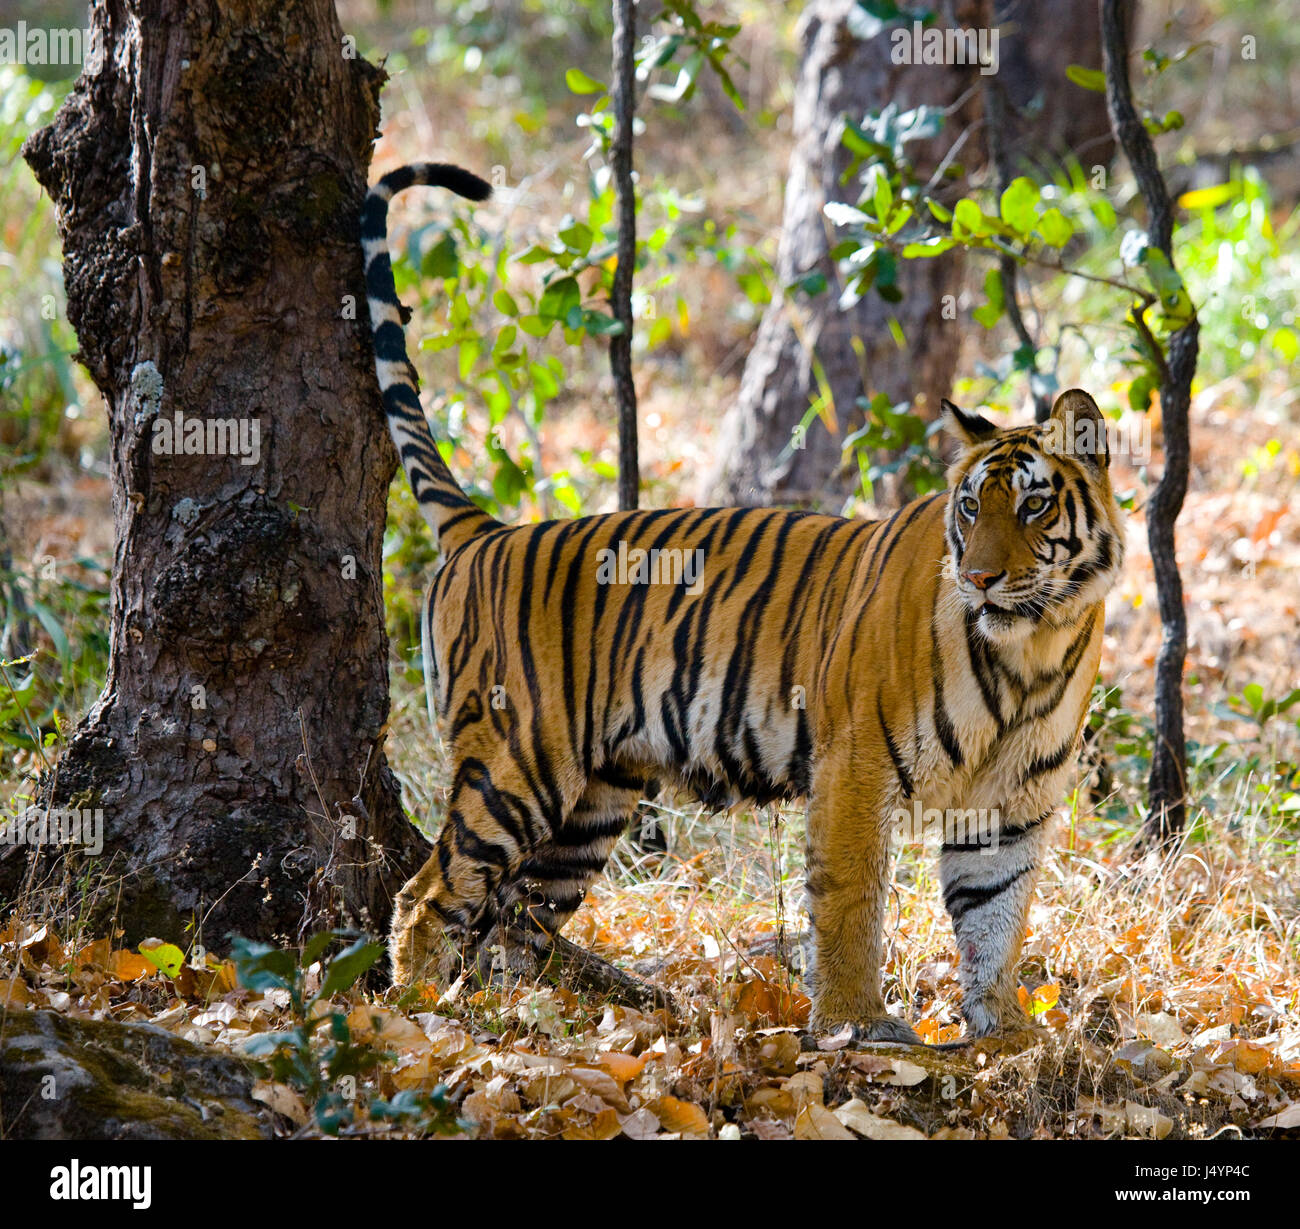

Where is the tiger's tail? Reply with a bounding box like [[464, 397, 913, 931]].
[[361, 163, 498, 555]]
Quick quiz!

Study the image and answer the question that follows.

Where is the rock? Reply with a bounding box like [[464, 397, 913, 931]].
[[0, 1009, 274, 1139]]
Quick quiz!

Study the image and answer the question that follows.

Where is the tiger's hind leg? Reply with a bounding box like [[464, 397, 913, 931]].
[[494, 769, 675, 1012]]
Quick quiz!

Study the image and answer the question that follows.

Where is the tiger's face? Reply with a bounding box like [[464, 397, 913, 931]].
[[942, 389, 1124, 643]]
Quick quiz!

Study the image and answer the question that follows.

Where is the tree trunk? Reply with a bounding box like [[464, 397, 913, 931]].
[[610, 0, 639, 511], [703, 0, 1118, 508], [1100, 0, 1198, 842], [6, 0, 427, 948]]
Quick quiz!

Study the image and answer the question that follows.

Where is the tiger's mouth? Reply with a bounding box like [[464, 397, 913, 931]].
[[975, 599, 1020, 627], [962, 588, 1043, 637]]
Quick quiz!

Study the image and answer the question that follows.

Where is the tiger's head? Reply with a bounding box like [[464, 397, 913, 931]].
[[941, 389, 1125, 643]]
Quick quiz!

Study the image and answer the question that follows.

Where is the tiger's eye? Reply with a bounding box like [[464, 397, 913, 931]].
[[959, 496, 979, 518], [1023, 495, 1047, 514]]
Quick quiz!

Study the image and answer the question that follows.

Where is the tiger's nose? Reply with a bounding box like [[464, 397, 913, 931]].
[[961, 568, 1004, 591]]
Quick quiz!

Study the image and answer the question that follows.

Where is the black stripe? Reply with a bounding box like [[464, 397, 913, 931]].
[[1018, 736, 1077, 787], [943, 863, 1033, 918], [930, 605, 964, 768], [943, 810, 1050, 853], [877, 695, 914, 799]]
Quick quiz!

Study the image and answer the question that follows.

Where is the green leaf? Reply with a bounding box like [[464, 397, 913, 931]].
[[529, 361, 560, 401], [1127, 372, 1157, 413], [457, 338, 479, 380], [1177, 182, 1237, 211], [538, 276, 582, 322], [972, 268, 1004, 329], [1037, 207, 1073, 248], [581, 309, 625, 336], [869, 166, 893, 225], [1269, 327, 1299, 364], [1140, 247, 1193, 322], [884, 203, 913, 235], [565, 68, 606, 95], [317, 939, 385, 998], [420, 232, 459, 281], [999, 176, 1040, 234], [790, 270, 828, 297], [517, 245, 557, 265], [28, 600, 70, 662], [952, 197, 985, 238], [139, 939, 186, 979], [300, 931, 340, 969], [492, 289, 519, 316], [926, 199, 953, 224], [901, 237, 955, 258], [230, 937, 299, 993], [1066, 64, 1107, 92], [557, 221, 593, 256]]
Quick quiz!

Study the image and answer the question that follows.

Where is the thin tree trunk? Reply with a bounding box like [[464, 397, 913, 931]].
[[6, 0, 427, 947], [1100, 0, 1199, 841], [610, 0, 639, 511], [703, 0, 1118, 508]]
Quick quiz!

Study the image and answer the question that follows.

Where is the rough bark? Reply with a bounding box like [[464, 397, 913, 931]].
[[3, 0, 427, 947], [1100, 0, 1198, 841], [703, 0, 1118, 508]]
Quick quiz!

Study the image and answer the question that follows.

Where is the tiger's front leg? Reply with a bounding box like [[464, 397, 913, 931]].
[[805, 760, 921, 1045], [940, 811, 1052, 1036]]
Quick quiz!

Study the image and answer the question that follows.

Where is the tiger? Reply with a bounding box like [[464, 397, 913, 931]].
[[361, 163, 1124, 1041]]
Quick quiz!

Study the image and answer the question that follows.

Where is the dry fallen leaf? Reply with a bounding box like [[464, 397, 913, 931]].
[[0, 975, 33, 1008], [755, 1030, 801, 1075], [834, 1098, 927, 1139], [794, 1103, 856, 1139], [108, 949, 154, 981], [782, 1070, 823, 1111], [561, 1107, 623, 1140], [1137, 1011, 1187, 1049], [1256, 1103, 1300, 1129], [592, 1050, 648, 1083], [252, 1080, 310, 1127], [619, 1107, 661, 1139], [651, 1096, 710, 1137], [879, 1058, 928, 1087], [1124, 1100, 1174, 1140]]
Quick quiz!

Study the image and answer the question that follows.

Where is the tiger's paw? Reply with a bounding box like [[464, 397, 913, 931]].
[[805, 1015, 923, 1049], [937, 995, 1045, 1051]]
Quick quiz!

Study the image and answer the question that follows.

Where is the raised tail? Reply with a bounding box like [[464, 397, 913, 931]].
[[361, 163, 499, 555]]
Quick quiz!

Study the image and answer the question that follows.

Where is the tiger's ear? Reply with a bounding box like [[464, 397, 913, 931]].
[[1048, 388, 1109, 469], [942, 399, 999, 449]]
